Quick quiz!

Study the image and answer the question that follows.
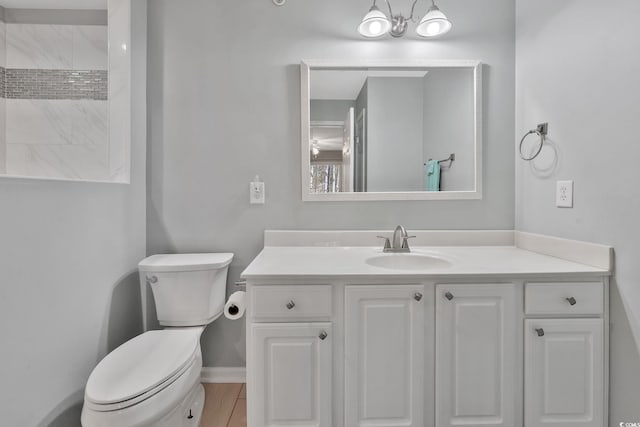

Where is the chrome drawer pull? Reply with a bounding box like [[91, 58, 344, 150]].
[[414, 292, 423, 302], [535, 328, 545, 337], [319, 331, 328, 340], [566, 297, 577, 306], [286, 300, 296, 310], [145, 275, 158, 284], [445, 292, 454, 301]]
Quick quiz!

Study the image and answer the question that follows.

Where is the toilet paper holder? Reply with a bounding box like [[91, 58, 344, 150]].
[[235, 280, 247, 290], [225, 287, 247, 320]]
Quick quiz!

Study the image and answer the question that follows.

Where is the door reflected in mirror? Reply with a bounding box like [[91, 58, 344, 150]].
[[302, 60, 482, 201]]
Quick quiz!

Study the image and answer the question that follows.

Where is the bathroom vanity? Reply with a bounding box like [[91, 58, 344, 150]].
[[241, 230, 612, 427]]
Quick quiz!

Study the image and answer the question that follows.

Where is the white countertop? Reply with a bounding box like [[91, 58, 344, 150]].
[[241, 245, 610, 280]]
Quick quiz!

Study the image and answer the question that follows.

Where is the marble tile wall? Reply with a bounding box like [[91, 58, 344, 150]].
[[6, 24, 107, 71], [1, 21, 109, 180]]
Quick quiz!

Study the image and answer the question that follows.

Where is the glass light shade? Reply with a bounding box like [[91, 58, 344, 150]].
[[358, 5, 391, 38], [416, 5, 452, 38]]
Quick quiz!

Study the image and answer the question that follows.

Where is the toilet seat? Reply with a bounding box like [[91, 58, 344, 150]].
[[84, 329, 201, 412]]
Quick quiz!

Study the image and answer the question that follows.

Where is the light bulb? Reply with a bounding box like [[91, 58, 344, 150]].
[[426, 22, 442, 36], [368, 21, 382, 35]]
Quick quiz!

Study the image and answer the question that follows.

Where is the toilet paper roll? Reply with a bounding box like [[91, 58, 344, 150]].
[[224, 291, 246, 320]]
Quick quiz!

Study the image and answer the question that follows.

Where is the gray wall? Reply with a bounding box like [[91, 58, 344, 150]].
[[310, 99, 354, 123], [147, 0, 515, 367], [515, 0, 640, 423], [0, 2, 147, 426], [367, 76, 424, 191], [423, 68, 475, 191]]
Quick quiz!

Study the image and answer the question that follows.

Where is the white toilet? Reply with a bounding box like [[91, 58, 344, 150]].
[[81, 253, 234, 427]]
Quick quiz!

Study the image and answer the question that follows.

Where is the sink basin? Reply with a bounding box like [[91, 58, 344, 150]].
[[366, 253, 452, 271]]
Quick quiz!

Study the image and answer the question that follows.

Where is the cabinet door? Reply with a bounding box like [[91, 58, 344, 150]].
[[250, 323, 332, 427], [524, 319, 604, 427], [436, 284, 517, 427], [345, 285, 426, 427]]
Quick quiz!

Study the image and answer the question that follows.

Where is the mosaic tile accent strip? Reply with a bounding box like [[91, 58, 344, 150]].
[[0, 67, 5, 98], [4, 69, 108, 100]]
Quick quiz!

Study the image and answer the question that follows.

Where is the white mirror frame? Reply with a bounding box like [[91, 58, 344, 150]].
[[301, 59, 483, 202]]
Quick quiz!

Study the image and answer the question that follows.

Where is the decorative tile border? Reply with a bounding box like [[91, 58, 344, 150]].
[[0, 67, 5, 98], [2, 68, 107, 100]]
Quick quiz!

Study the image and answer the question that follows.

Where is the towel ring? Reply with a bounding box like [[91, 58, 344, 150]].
[[519, 123, 548, 161]]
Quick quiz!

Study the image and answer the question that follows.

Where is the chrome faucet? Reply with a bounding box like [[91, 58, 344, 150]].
[[377, 225, 416, 253]]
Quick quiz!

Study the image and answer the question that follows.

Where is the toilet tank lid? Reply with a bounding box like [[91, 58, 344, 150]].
[[138, 253, 234, 272]]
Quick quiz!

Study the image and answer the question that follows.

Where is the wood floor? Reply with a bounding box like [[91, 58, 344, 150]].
[[201, 383, 246, 427]]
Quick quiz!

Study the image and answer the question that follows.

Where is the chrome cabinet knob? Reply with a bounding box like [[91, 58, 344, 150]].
[[566, 297, 577, 306], [535, 328, 545, 337], [445, 292, 454, 301], [145, 275, 158, 284], [286, 300, 296, 310], [319, 331, 328, 340], [414, 292, 423, 302]]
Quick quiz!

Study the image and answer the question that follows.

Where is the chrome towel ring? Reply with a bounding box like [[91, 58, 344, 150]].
[[519, 123, 548, 161]]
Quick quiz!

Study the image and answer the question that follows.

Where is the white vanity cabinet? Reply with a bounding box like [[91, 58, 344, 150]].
[[435, 284, 517, 427], [245, 278, 608, 427], [248, 285, 334, 427], [524, 282, 606, 427], [344, 285, 427, 427], [241, 231, 612, 427]]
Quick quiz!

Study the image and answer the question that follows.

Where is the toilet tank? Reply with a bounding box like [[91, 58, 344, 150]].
[[138, 253, 234, 327]]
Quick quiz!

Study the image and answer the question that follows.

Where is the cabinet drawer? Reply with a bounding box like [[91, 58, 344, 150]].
[[251, 285, 332, 320], [525, 282, 603, 315]]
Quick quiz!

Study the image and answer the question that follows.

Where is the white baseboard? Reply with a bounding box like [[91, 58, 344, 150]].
[[201, 367, 246, 383]]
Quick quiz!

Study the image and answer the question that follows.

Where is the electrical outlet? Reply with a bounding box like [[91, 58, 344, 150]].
[[556, 180, 573, 208], [250, 177, 265, 204]]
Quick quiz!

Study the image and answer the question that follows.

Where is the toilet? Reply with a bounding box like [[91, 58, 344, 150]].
[[81, 253, 234, 427]]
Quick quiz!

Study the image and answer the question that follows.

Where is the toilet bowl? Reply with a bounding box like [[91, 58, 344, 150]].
[[81, 253, 233, 427]]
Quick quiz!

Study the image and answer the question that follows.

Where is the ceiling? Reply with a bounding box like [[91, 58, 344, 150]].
[[1, 0, 106, 9], [311, 69, 428, 100]]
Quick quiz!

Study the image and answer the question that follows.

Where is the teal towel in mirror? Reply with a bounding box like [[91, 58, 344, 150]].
[[425, 159, 440, 191]]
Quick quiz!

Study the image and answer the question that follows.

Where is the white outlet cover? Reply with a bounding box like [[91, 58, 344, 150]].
[[250, 181, 265, 204], [556, 180, 573, 208]]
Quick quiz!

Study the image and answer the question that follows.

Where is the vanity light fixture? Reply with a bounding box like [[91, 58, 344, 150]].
[[358, 0, 452, 39]]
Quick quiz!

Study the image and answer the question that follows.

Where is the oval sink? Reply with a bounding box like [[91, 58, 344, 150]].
[[366, 253, 452, 271]]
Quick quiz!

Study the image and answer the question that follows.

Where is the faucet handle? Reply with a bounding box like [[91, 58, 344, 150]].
[[401, 235, 416, 249], [376, 236, 391, 250]]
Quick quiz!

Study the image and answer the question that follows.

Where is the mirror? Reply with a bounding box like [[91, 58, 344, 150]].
[[301, 60, 482, 201], [0, 0, 131, 183]]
